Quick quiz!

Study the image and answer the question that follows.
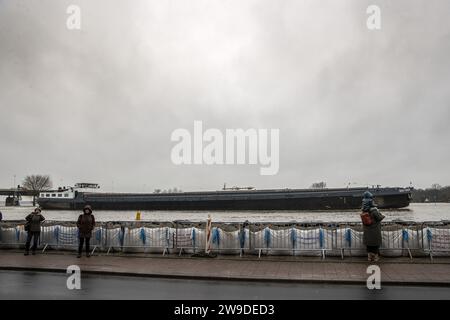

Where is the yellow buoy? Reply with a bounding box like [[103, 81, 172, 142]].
[[135, 211, 141, 221]]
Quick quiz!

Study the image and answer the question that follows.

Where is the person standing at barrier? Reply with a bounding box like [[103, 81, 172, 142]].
[[24, 208, 45, 256], [362, 191, 385, 262], [77, 205, 96, 258]]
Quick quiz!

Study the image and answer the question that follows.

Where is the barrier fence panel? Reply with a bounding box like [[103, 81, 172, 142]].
[[319, 224, 342, 258], [337, 222, 428, 259], [209, 222, 250, 256], [249, 223, 334, 258], [121, 222, 175, 255], [380, 222, 424, 259], [334, 224, 350, 259], [342, 223, 366, 257], [40, 222, 100, 255], [174, 221, 206, 255], [0, 224, 26, 249], [291, 224, 327, 258], [54, 225, 79, 252], [422, 222, 450, 260], [103, 223, 123, 254], [173, 221, 250, 256]]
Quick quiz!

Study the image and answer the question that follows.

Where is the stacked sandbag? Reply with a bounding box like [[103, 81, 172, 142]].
[[89, 227, 105, 250], [423, 227, 450, 257], [40, 225, 59, 249], [400, 228, 426, 257], [122, 227, 146, 253], [176, 227, 205, 254], [122, 227, 174, 253], [251, 227, 273, 255], [381, 228, 404, 257], [320, 227, 341, 257], [292, 228, 329, 257], [17, 225, 28, 246], [210, 227, 249, 255], [143, 227, 174, 253], [328, 226, 349, 257], [55, 226, 79, 251], [103, 227, 123, 251], [0, 226, 21, 248], [343, 228, 366, 257]]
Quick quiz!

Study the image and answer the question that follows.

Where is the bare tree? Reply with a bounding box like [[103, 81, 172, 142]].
[[22, 175, 52, 206], [310, 181, 327, 189]]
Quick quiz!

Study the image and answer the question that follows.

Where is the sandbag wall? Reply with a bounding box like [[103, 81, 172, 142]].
[[1, 221, 450, 257], [0, 221, 123, 252]]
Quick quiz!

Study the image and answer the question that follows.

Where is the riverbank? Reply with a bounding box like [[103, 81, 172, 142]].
[[1, 202, 450, 222]]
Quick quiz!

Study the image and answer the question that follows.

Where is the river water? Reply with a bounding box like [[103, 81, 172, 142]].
[[0, 203, 449, 223]]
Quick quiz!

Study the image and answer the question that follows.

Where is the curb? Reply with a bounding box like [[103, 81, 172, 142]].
[[2, 249, 450, 265]]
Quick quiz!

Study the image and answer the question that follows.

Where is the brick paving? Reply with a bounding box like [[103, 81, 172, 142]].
[[1, 251, 450, 285]]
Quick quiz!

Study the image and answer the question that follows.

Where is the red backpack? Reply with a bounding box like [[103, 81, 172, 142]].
[[360, 210, 374, 226]]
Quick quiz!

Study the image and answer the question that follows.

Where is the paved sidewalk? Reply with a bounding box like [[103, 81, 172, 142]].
[[1, 251, 450, 286]]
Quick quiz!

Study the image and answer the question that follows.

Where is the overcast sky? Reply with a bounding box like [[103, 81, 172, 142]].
[[1, 0, 449, 192]]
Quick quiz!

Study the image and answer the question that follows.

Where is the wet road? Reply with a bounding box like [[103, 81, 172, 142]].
[[1, 270, 449, 299]]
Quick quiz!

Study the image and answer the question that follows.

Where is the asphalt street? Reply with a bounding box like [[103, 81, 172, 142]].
[[1, 270, 449, 299]]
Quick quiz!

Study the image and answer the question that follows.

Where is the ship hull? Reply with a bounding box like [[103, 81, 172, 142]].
[[37, 187, 412, 211]]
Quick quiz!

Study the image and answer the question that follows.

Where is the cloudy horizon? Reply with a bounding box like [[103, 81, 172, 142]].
[[1, 0, 449, 192]]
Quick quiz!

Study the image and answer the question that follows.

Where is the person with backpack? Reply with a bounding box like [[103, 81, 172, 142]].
[[361, 191, 385, 262], [24, 208, 45, 256], [76, 205, 96, 258]]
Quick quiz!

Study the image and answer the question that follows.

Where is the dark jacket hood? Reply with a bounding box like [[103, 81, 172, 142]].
[[83, 205, 93, 214]]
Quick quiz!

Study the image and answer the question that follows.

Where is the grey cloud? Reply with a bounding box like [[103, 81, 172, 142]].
[[1, 0, 449, 192]]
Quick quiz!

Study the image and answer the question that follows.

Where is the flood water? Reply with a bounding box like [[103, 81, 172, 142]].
[[0, 202, 449, 223]]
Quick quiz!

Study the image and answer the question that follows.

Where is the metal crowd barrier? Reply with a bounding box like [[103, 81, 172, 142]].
[[119, 222, 174, 255], [2, 220, 450, 259], [35, 222, 102, 255], [421, 221, 450, 260], [209, 221, 249, 257], [0, 222, 28, 249], [173, 221, 250, 257], [249, 222, 333, 259], [174, 221, 205, 255], [336, 221, 425, 259], [213, 222, 250, 257]]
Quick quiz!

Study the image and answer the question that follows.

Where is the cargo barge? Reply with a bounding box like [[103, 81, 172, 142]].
[[37, 183, 412, 211]]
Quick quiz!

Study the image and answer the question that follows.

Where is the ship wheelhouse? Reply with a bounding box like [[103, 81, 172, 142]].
[[39, 188, 76, 200]]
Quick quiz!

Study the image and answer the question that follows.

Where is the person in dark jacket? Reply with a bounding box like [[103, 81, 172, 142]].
[[362, 191, 385, 262], [77, 205, 96, 258], [24, 208, 45, 256]]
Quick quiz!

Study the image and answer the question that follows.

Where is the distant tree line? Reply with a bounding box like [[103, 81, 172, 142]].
[[154, 187, 182, 194], [411, 184, 450, 203], [310, 182, 327, 189]]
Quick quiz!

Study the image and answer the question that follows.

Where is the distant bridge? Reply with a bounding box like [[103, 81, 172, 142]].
[[0, 188, 40, 206], [0, 188, 40, 196]]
